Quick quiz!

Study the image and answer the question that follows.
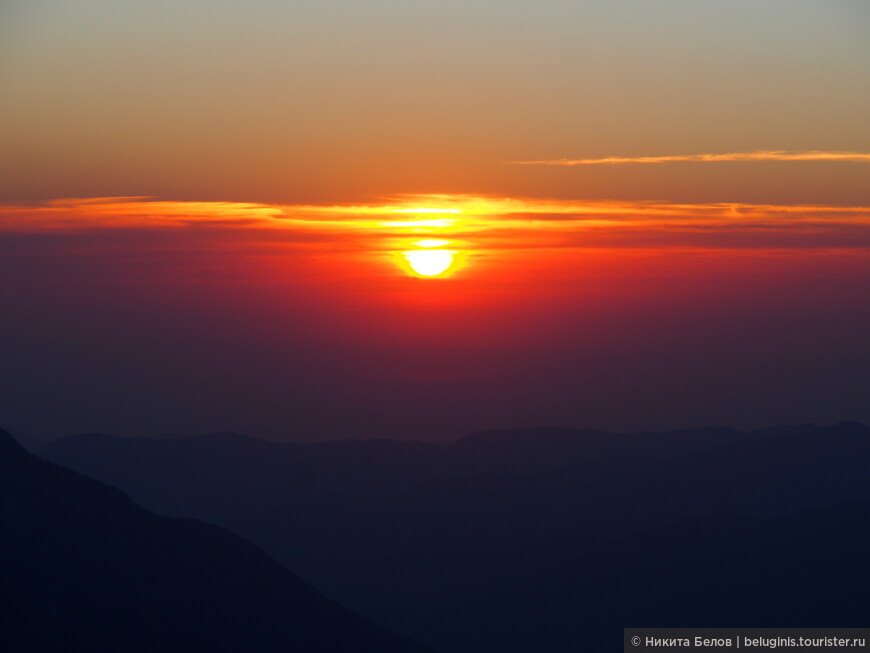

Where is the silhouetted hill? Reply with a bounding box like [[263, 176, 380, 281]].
[[449, 425, 748, 475], [1, 425, 46, 453], [0, 428, 432, 653], [40, 422, 870, 651], [749, 422, 819, 438], [443, 500, 870, 652], [45, 430, 446, 498]]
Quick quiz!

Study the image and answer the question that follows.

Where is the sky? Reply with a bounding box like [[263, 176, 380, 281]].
[[1, 1, 869, 440]]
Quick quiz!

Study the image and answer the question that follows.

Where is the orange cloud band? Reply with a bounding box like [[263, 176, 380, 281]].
[[506, 150, 870, 166], [3, 195, 870, 252]]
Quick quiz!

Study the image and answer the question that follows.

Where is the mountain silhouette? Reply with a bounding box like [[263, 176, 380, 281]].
[[1, 425, 47, 453], [0, 428, 432, 653], [449, 425, 751, 474], [40, 422, 870, 651], [442, 500, 870, 652]]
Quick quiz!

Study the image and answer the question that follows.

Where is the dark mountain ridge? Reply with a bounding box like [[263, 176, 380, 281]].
[[0, 428, 432, 653], [446, 499, 870, 652], [0, 424, 47, 453], [39, 421, 870, 652]]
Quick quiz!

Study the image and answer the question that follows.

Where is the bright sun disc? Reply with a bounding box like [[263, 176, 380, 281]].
[[403, 249, 455, 277]]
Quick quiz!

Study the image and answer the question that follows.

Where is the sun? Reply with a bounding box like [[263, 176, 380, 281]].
[[381, 204, 464, 277], [403, 249, 456, 277]]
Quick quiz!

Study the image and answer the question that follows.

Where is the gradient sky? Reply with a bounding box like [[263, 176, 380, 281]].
[[3, 0, 869, 203], [2, 1, 869, 440]]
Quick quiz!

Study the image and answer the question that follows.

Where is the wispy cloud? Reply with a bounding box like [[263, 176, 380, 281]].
[[506, 150, 870, 166], [0, 197, 283, 232], [2, 195, 870, 254]]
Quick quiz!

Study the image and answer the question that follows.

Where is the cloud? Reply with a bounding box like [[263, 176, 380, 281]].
[[2, 195, 870, 255], [506, 150, 870, 166]]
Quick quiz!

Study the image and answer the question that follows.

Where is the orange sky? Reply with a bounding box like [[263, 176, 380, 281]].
[[2, 2, 869, 439], [2, 1, 869, 205], [3, 193, 870, 439]]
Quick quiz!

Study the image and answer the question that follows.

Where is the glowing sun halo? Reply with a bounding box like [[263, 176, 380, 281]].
[[403, 249, 456, 277]]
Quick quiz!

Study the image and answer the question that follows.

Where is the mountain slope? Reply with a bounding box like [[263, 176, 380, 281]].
[[0, 424, 47, 453], [454, 500, 870, 652], [0, 429, 432, 653], [39, 422, 870, 651]]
